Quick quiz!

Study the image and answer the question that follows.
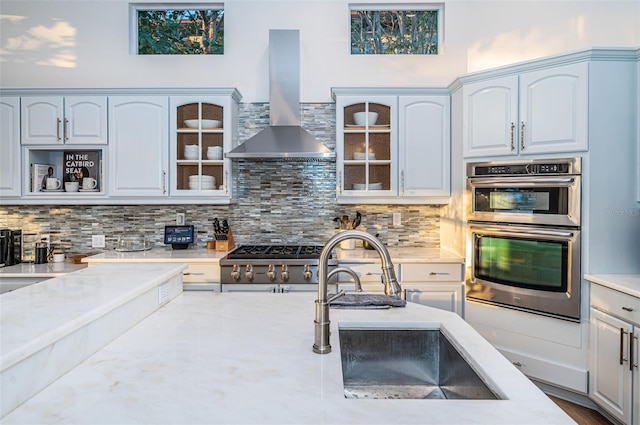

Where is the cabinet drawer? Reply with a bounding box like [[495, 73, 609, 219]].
[[401, 263, 463, 282], [591, 283, 640, 326], [182, 263, 219, 283], [337, 263, 400, 284]]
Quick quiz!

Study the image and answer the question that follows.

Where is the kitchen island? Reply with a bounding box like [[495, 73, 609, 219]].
[[1, 264, 574, 424]]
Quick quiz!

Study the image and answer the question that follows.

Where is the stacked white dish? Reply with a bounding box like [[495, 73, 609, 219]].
[[352, 182, 382, 190], [352, 152, 376, 160], [188, 175, 216, 190], [184, 119, 222, 129], [184, 145, 199, 160], [207, 146, 223, 160]]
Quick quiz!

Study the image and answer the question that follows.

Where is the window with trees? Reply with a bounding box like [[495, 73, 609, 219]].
[[350, 5, 442, 55], [131, 4, 224, 55]]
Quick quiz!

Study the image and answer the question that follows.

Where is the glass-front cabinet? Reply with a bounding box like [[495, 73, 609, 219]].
[[170, 94, 239, 201], [335, 95, 397, 200]]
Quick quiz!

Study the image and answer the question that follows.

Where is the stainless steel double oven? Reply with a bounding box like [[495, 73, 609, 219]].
[[466, 158, 582, 322]]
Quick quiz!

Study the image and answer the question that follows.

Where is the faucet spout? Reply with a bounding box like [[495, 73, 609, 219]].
[[313, 230, 401, 354]]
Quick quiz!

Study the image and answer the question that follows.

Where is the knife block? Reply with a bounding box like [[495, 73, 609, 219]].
[[215, 229, 235, 251]]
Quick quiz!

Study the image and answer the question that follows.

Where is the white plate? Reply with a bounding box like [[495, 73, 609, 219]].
[[79, 188, 99, 192]]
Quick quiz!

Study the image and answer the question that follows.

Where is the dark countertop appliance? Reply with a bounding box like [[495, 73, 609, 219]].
[[0, 229, 22, 268], [220, 244, 337, 291]]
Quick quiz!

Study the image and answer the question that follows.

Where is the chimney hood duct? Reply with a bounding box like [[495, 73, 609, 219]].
[[226, 30, 335, 161]]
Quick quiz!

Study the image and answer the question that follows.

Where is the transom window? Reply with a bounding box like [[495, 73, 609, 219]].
[[130, 4, 224, 55], [350, 5, 442, 55]]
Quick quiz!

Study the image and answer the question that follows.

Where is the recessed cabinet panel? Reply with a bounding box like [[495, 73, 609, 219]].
[[0, 97, 21, 197], [108, 96, 168, 197]]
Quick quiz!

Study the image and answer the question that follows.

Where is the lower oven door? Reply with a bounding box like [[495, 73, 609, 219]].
[[467, 223, 581, 321]]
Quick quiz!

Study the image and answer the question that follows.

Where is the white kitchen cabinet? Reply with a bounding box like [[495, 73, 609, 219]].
[[589, 282, 640, 425], [0, 97, 21, 197], [400, 263, 464, 316], [333, 88, 450, 204], [21, 96, 107, 145], [169, 93, 239, 202], [462, 62, 587, 158], [108, 96, 169, 197]]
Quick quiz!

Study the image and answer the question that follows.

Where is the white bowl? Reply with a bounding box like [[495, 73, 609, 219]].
[[352, 183, 365, 190], [207, 152, 223, 160], [184, 152, 199, 160], [353, 112, 378, 126], [352, 152, 376, 160], [184, 119, 222, 129]]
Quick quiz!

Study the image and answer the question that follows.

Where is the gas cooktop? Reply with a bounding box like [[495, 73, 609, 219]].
[[225, 245, 326, 260]]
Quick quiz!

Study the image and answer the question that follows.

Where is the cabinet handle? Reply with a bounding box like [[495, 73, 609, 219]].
[[520, 121, 525, 150], [183, 272, 205, 276], [56, 118, 62, 141], [429, 272, 450, 276], [162, 170, 167, 194], [620, 328, 629, 365], [512, 361, 522, 367], [64, 118, 69, 141], [400, 170, 405, 194], [622, 306, 634, 312], [224, 171, 228, 194], [337, 171, 342, 194], [630, 332, 636, 371], [510, 122, 515, 151]]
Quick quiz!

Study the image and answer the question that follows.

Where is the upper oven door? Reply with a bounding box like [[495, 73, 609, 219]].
[[467, 175, 581, 227]]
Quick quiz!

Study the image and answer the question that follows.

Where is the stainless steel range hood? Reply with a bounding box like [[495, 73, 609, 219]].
[[226, 30, 335, 161]]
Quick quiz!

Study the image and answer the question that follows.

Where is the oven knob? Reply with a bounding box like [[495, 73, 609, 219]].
[[231, 265, 241, 281], [303, 264, 313, 281], [267, 264, 277, 281], [245, 265, 254, 282], [281, 265, 290, 282]]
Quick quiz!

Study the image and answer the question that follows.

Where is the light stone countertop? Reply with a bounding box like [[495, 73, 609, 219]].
[[336, 247, 464, 264], [0, 262, 86, 278], [3, 289, 573, 424], [82, 247, 229, 263], [584, 274, 640, 298]]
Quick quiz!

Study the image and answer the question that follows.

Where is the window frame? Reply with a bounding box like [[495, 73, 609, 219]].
[[129, 2, 225, 55], [348, 3, 444, 55]]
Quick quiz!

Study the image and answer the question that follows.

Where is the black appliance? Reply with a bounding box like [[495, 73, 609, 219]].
[[164, 225, 194, 250], [0, 229, 22, 267], [220, 245, 337, 292]]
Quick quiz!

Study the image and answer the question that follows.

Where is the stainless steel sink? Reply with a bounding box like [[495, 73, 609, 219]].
[[338, 328, 499, 400]]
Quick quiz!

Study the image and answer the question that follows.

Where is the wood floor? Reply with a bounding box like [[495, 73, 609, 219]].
[[549, 395, 615, 425]]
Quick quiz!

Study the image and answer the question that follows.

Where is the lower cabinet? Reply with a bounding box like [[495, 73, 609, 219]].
[[181, 263, 221, 291], [335, 262, 464, 315], [589, 283, 640, 425], [400, 263, 464, 316]]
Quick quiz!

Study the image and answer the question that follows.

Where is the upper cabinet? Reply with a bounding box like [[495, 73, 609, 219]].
[[462, 62, 588, 158], [333, 88, 451, 205], [21, 96, 107, 145], [169, 94, 239, 200], [108, 96, 169, 198], [0, 97, 21, 198]]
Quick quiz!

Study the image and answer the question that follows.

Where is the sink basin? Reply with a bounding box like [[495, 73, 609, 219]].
[[338, 327, 499, 400]]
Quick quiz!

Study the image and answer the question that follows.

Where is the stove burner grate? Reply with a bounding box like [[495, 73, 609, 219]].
[[225, 245, 326, 260]]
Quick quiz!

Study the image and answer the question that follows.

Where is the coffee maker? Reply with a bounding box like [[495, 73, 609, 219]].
[[0, 229, 22, 267]]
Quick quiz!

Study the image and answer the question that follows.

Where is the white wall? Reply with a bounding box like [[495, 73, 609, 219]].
[[1, 0, 638, 102]]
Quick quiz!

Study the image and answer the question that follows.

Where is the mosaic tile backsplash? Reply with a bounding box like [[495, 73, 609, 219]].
[[0, 103, 443, 255]]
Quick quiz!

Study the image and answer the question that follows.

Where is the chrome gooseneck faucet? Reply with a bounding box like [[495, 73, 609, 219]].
[[313, 230, 401, 354]]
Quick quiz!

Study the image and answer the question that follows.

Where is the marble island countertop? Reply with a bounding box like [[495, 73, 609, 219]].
[[2, 275, 572, 424]]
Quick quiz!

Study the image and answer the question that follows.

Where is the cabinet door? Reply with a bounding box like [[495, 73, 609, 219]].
[[0, 97, 21, 197], [462, 76, 518, 158], [590, 308, 633, 425], [404, 285, 463, 315], [21, 97, 64, 145], [398, 95, 450, 198], [336, 96, 397, 201], [108, 96, 168, 197], [64, 96, 107, 145], [169, 97, 230, 196], [634, 327, 639, 425], [519, 63, 588, 155]]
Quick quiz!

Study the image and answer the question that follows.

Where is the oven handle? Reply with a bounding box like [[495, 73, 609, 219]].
[[470, 226, 575, 239], [469, 177, 575, 187]]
